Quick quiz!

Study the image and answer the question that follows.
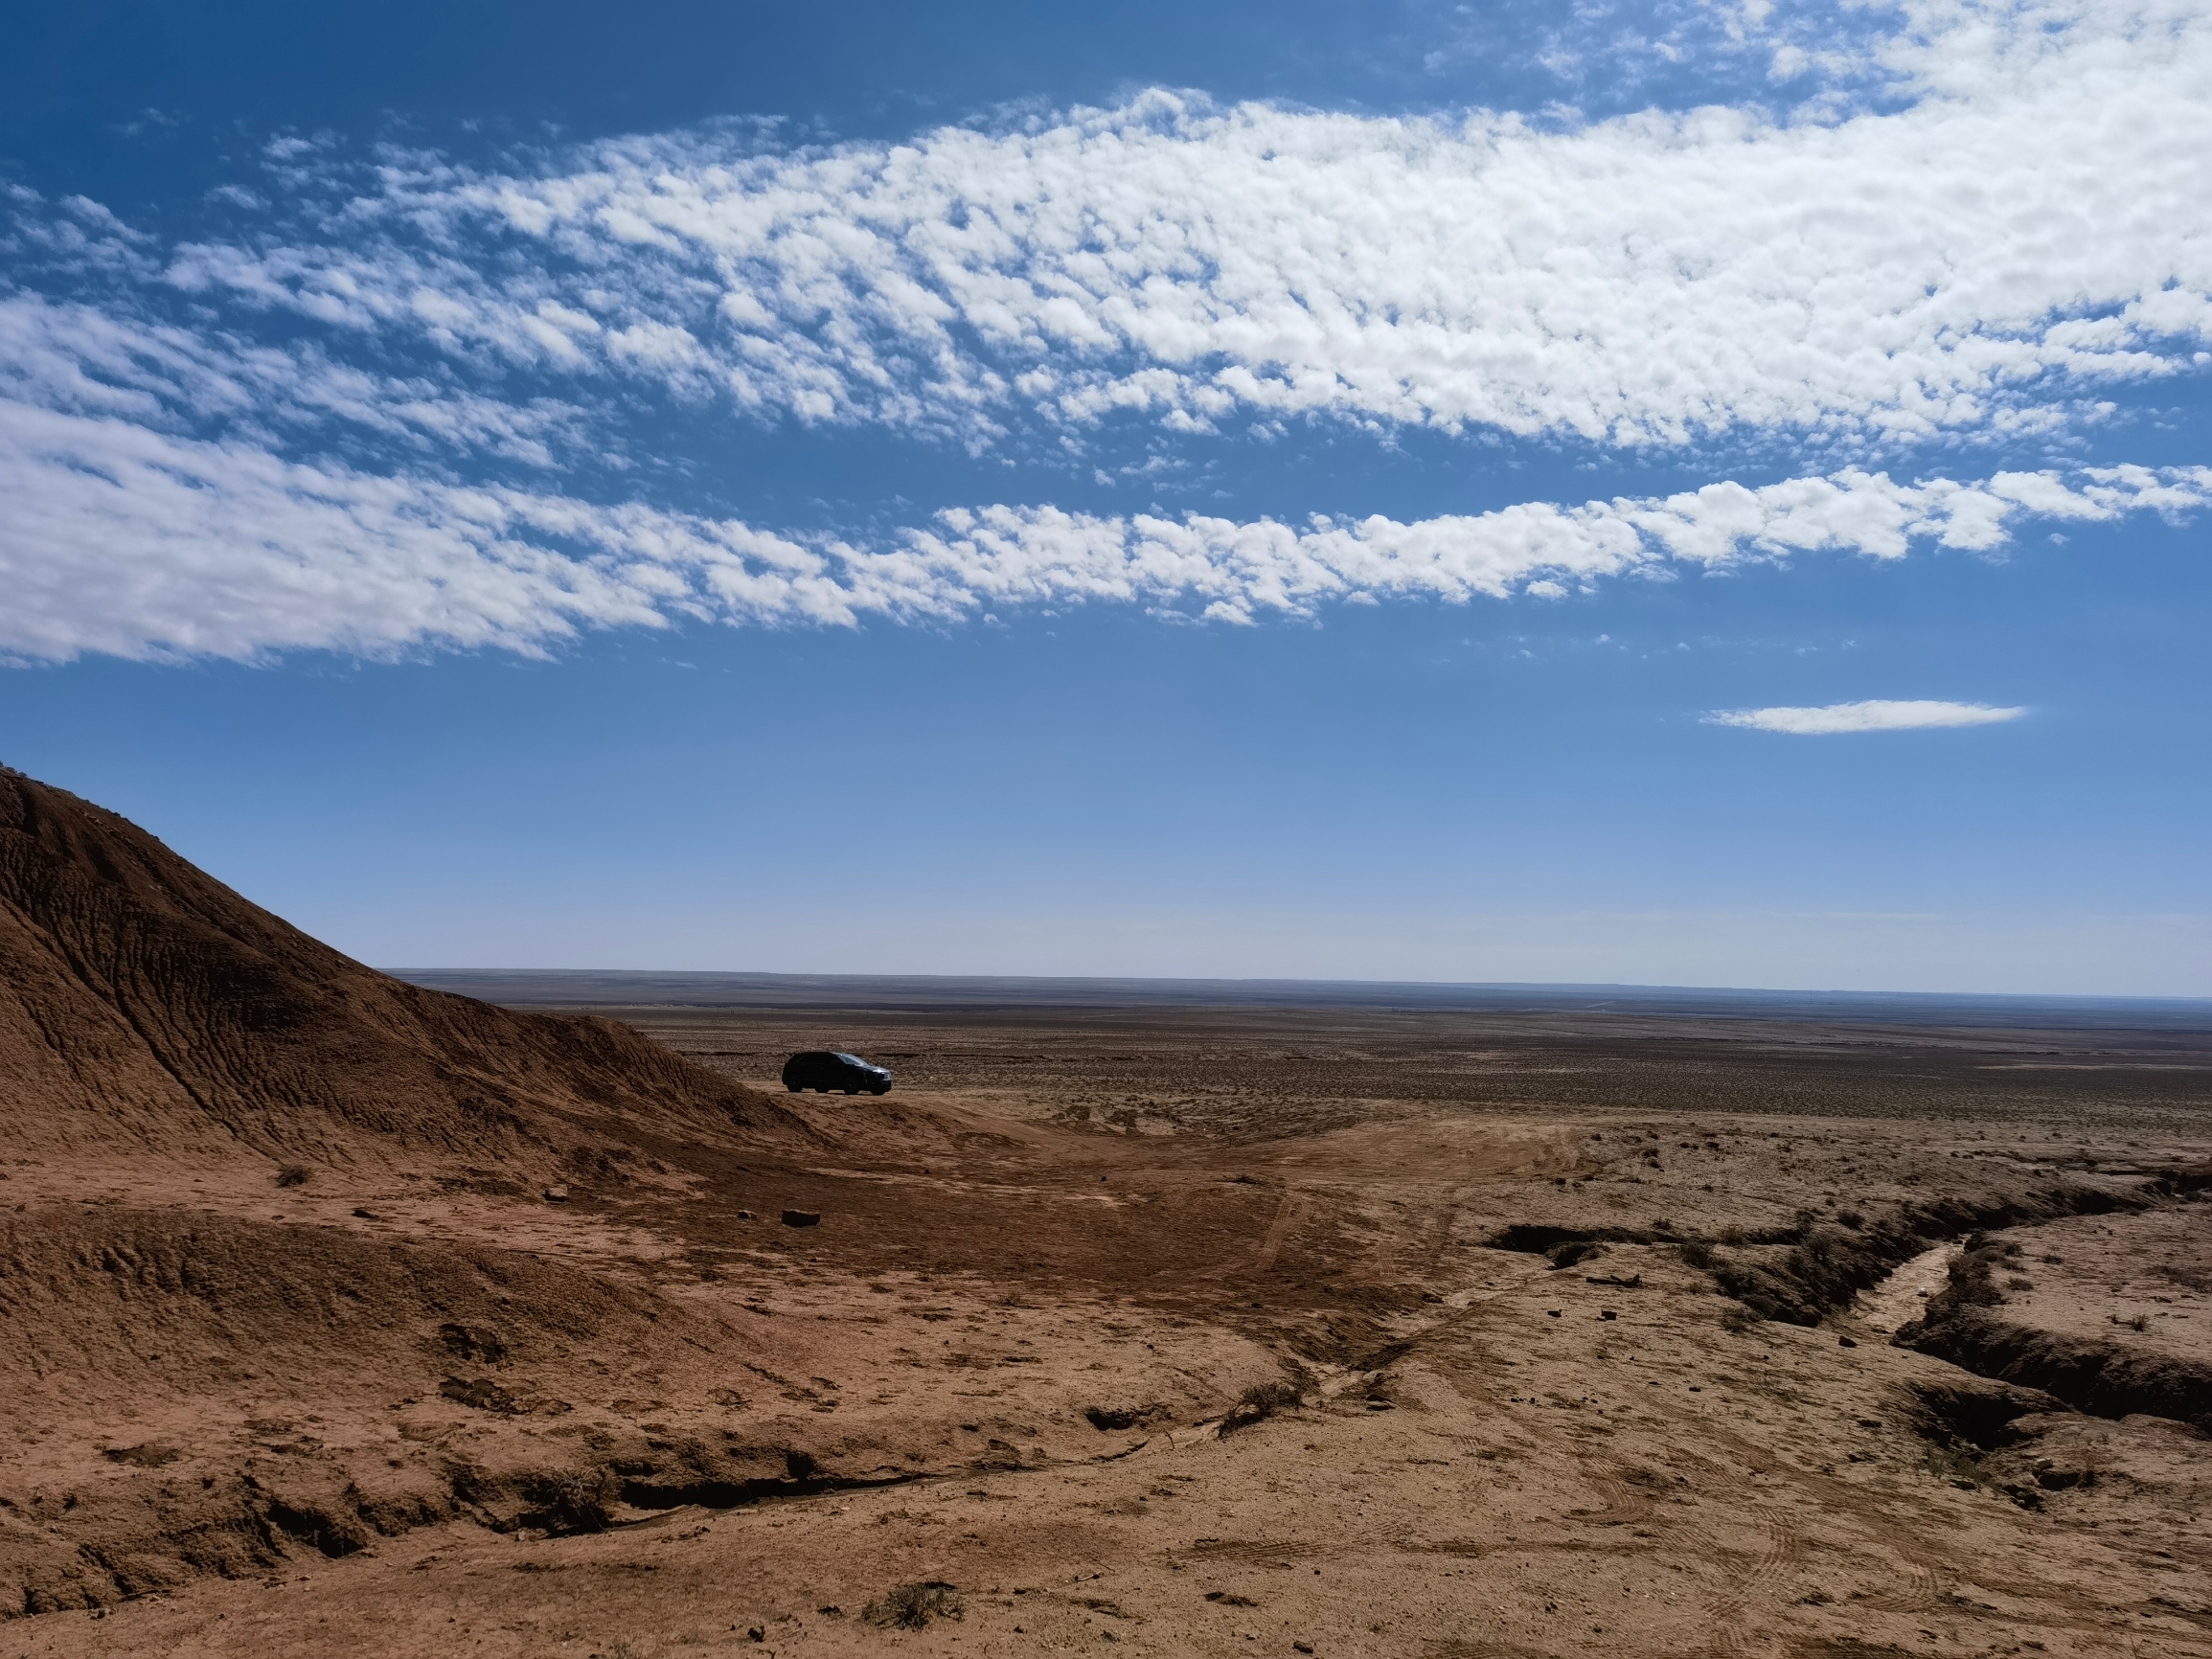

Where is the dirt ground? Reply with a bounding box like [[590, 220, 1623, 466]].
[[7, 996, 2212, 1658]]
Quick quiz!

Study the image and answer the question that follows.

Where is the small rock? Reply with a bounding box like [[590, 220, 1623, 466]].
[[1295, 1645, 1316, 1655], [1838, 1335, 1858, 1348], [737, 1209, 756, 1220], [542, 1186, 568, 1203], [101, 1443, 180, 1467], [439, 1322, 509, 1364], [1598, 1309, 1617, 1321], [782, 1210, 821, 1228]]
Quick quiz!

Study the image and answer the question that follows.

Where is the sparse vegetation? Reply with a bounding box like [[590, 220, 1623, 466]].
[[1219, 1368, 1313, 1436], [2153, 1261, 2212, 1293], [275, 1165, 310, 1188], [863, 1581, 962, 1629]]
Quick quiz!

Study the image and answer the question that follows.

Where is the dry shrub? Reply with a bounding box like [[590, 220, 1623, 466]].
[[863, 1581, 962, 1629], [1220, 1367, 1313, 1436], [275, 1165, 310, 1188]]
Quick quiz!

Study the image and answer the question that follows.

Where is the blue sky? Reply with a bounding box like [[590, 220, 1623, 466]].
[[2, 0, 2207, 993]]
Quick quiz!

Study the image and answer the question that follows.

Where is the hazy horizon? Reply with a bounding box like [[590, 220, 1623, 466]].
[[393, 966, 2212, 1015]]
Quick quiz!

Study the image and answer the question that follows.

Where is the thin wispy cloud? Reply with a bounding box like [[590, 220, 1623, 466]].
[[1706, 700, 2029, 734], [2, 378, 2201, 660]]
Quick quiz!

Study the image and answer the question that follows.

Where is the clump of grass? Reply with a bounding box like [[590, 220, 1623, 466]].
[[1219, 1367, 1314, 1437], [274, 1165, 310, 1188], [1836, 1210, 1864, 1231], [863, 1581, 962, 1629], [1677, 1240, 1717, 1270]]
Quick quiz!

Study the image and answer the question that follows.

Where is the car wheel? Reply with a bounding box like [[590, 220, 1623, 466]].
[[872, 1085, 889, 1096], [843, 1086, 859, 1095], [786, 1083, 801, 1093]]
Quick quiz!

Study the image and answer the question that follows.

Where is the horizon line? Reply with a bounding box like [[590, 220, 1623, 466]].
[[386, 967, 2212, 1009]]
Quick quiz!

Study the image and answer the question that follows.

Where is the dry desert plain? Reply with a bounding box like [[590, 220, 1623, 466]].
[[3, 774, 2210, 1659]]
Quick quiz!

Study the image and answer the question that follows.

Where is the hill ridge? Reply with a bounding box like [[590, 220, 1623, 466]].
[[0, 766, 810, 1168]]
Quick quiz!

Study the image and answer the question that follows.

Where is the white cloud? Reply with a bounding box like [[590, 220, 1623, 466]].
[[0, 291, 588, 467], [1705, 699, 2029, 733], [137, 1, 2212, 447], [0, 376, 2201, 662], [3, 4, 2208, 665]]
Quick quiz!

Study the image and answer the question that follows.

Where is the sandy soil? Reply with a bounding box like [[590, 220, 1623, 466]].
[[1853, 1246, 1959, 1334], [9, 998, 2212, 1658], [1981, 1211, 2212, 1365]]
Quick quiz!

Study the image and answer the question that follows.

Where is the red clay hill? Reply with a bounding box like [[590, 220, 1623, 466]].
[[0, 765, 810, 1170]]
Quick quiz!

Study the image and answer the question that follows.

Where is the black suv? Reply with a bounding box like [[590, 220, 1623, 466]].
[[782, 1051, 893, 1095]]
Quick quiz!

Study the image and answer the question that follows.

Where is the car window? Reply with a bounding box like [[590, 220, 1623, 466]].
[[832, 1052, 867, 1066]]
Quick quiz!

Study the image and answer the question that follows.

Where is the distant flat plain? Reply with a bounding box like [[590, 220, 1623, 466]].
[[400, 971, 2212, 1132]]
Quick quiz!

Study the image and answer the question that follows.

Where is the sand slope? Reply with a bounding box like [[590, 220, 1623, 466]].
[[0, 767, 809, 1168]]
